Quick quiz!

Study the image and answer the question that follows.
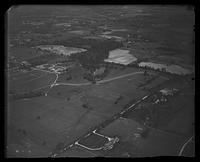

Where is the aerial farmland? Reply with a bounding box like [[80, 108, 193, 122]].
[[6, 5, 194, 158]]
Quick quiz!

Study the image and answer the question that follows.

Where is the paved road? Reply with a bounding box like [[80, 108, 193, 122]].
[[55, 82, 91, 86], [97, 71, 144, 84], [178, 136, 194, 156], [53, 71, 144, 86]]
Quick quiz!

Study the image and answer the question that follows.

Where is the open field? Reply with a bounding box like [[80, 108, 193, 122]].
[[97, 117, 186, 157], [8, 47, 43, 60], [8, 70, 44, 83], [9, 72, 55, 93], [7, 95, 109, 157], [123, 77, 194, 136], [7, 67, 154, 157]]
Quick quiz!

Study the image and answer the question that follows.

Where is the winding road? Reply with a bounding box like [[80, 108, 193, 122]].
[[32, 67, 144, 92], [178, 136, 194, 156]]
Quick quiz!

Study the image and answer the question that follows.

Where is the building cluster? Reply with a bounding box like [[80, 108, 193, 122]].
[[49, 65, 68, 74], [36, 62, 72, 74], [152, 88, 179, 104]]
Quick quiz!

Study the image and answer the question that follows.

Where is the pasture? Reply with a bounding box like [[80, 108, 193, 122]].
[[9, 70, 55, 93], [98, 117, 186, 157]]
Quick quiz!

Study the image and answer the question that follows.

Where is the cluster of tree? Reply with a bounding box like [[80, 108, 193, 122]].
[[94, 67, 110, 80], [83, 72, 95, 83]]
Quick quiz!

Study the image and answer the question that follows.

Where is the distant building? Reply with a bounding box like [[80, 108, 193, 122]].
[[159, 88, 178, 96]]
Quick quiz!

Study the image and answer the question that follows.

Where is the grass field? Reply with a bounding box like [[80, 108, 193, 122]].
[[9, 70, 45, 84], [7, 67, 152, 157], [123, 78, 194, 134], [8, 47, 42, 60], [9, 72, 55, 93], [98, 117, 186, 157], [7, 95, 107, 157]]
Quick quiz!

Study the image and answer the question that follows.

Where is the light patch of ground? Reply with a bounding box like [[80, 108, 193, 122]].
[[138, 62, 192, 75], [101, 31, 113, 35], [104, 49, 138, 65], [54, 23, 71, 27], [68, 30, 90, 35], [101, 29, 128, 35], [34, 45, 87, 56], [99, 35, 125, 42]]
